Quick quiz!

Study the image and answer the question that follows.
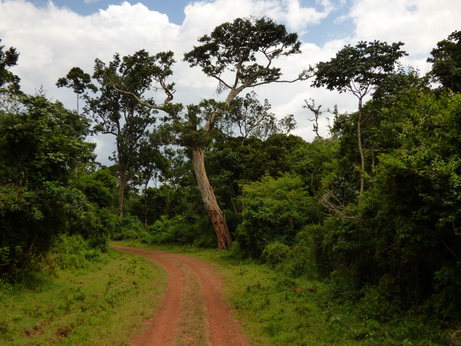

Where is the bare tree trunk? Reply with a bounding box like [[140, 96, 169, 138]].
[[357, 99, 365, 196], [190, 143, 232, 250]]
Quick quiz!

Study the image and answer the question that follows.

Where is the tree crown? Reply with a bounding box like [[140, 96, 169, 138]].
[[184, 17, 306, 94]]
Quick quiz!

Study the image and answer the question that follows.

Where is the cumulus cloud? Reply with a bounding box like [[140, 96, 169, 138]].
[[347, 0, 461, 68], [181, 0, 331, 36], [0, 0, 459, 161]]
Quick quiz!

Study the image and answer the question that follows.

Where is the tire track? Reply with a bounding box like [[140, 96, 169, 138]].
[[112, 245, 250, 346]]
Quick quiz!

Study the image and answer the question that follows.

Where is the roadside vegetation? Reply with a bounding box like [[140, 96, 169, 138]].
[[0, 236, 166, 345], [1, 19, 461, 346]]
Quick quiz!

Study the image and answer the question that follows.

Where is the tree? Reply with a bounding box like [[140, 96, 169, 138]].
[[56, 67, 96, 113], [182, 17, 309, 249], [357, 90, 461, 310], [58, 50, 175, 218], [428, 30, 461, 92], [312, 40, 407, 195], [74, 17, 308, 249], [0, 93, 94, 186], [219, 91, 296, 144], [0, 93, 96, 273], [303, 98, 324, 138], [0, 39, 20, 92]]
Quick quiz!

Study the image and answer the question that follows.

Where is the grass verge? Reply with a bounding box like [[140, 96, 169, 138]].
[[175, 262, 208, 346], [0, 248, 166, 345]]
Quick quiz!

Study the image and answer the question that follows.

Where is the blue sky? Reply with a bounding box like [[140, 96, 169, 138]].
[[1, 0, 460, 162], [26, 0, 192, 23], [22, 0, 353, 44]]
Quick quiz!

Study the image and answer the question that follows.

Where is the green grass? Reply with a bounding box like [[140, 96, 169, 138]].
[[3, 239, 455, 345], [0, 249, 166, 345], [113, 241, 456, 345]]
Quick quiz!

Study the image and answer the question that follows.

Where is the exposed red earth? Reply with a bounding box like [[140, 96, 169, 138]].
[[112, 245, 251, 346]]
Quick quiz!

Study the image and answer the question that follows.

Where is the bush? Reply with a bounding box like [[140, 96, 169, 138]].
[[111, 215, 145, 241], [282, 228, 318, 278], [261, 242, 290, 268], [236, 173, 322, 257], [53, 234, 103, 270], [143, 214, 215, 247]]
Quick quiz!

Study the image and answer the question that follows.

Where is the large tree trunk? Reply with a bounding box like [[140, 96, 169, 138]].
[[190, 143, 232, 250]]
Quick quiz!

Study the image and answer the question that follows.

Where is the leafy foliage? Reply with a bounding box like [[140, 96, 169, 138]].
[[237, 174, 322, 257], [184, 17, 306, 91], [0, 92, 103, 273], [428, 30, 461, 92], [312, 40, 407, 103], [58, 49, 174, 217], [0, 40, 20, 92]]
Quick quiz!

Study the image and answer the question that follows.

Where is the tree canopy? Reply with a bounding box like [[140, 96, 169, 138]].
[[428, 30, 461, 92], [0, 40, 20, 92]]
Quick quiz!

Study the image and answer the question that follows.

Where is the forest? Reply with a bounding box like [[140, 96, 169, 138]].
[[1, 17, 461, 343]]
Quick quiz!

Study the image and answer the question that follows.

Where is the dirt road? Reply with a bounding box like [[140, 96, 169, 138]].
[[112, 245, 251, 346]]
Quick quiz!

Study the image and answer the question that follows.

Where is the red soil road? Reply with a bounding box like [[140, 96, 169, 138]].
[[112, 245, 251, 346]]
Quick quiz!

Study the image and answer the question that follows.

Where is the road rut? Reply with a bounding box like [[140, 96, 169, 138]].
[[112, 245, 250, 346]]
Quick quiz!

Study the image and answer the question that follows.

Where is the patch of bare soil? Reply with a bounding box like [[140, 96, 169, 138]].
[[112, 245, 251, 346]]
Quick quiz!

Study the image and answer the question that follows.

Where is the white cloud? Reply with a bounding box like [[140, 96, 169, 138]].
[[348, 0, 461, 57], [281, 0, 331, 31], [182, 0, 331, 36], [0, 0, 459, 162]]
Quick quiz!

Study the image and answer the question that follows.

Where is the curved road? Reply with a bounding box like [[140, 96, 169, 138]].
[[112, 245, 251, 346]]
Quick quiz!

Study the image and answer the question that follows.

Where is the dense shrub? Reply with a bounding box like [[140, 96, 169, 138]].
[[282, 228, 319, 278], [261, 242, 290, 268], [236, 173, 322, 257], [53, 234, 104, 270], [110, 215, 144, 241], [143, 214, 215, 247]]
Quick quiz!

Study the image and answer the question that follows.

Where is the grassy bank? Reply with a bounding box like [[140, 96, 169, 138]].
[[0, 247, 166, 345]]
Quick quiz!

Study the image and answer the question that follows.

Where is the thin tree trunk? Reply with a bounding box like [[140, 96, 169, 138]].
[[190, 143, 232, 250], [143, 184, 148, 227], [118, 162, 126, 220], [357, 99, 365, 196]]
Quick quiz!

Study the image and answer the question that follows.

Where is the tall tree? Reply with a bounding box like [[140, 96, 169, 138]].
[[72, 18, 308, 249], [182, 17, 309, 249], [56, 67, 96, 113], [312, 40, 407, 195], [428, 30, 461, 93], [58, 50, 175, 218]]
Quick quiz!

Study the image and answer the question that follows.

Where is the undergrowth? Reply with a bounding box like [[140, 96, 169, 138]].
[[218, 257, 456, 345]]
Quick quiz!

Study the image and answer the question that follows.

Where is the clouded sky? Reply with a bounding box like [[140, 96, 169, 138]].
[[1, 0, 460, 163]]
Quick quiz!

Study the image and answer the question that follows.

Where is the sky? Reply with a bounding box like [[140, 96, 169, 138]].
[[0, 0, 460, 164]]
